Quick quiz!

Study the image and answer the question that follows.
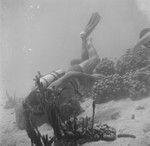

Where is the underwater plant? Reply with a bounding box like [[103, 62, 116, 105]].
[[23, 86, 117, 146], [4, 91, 18, 109]]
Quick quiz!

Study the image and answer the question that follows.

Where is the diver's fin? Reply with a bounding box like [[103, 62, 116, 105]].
[[80, 12, 101, 39]]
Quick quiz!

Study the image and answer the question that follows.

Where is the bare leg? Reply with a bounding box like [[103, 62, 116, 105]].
[[139, 28, 150, 39], [79, 56, 100, 74], [70, 12, 100, 72], [79, 13, 101, 73], [134, 28, 150, 49], [70, 58, 82, 66], [134, 35, 150, 49], [81, 37, 89, 61], [87, 38, 99, 58], [68, 56, 100, 74], [70, 12, 100, 65]]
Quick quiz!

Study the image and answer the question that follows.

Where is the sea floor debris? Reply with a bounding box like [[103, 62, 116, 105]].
[[23, 100, 117, 146]]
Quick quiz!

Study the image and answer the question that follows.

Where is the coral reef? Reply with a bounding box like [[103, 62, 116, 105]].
[[95, 58, 115, 76]]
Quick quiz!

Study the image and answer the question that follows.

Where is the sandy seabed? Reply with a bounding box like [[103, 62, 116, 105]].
[[1, 97, 150, 146]]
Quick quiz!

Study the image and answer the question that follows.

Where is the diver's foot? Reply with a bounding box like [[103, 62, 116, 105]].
[[80, 31, 87, 39]]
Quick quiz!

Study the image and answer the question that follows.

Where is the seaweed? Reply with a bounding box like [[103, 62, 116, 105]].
[[23, 101, 55, 146], [4, 91, 18, 109], [23, 81, 117, 145], [24, 71, 138, 145]]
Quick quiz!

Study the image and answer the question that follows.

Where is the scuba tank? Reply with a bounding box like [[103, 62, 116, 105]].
[[39, 69, 65, 88]]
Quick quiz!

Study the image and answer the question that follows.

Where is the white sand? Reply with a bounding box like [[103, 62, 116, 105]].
[[1, 97, 150, 146]]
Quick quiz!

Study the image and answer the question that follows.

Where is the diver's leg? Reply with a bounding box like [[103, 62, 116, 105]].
[[69, 13, 100, 69], [80, 12, 101, 61], [79, 56, 100, 74], [134, 35, 150, 49], [87, 38, 99, 58], [81, 37, 89, 61], [70, 58, 82, 66]]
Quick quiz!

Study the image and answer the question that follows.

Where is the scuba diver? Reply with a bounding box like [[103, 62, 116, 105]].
[[39, 12, 101, 89]]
